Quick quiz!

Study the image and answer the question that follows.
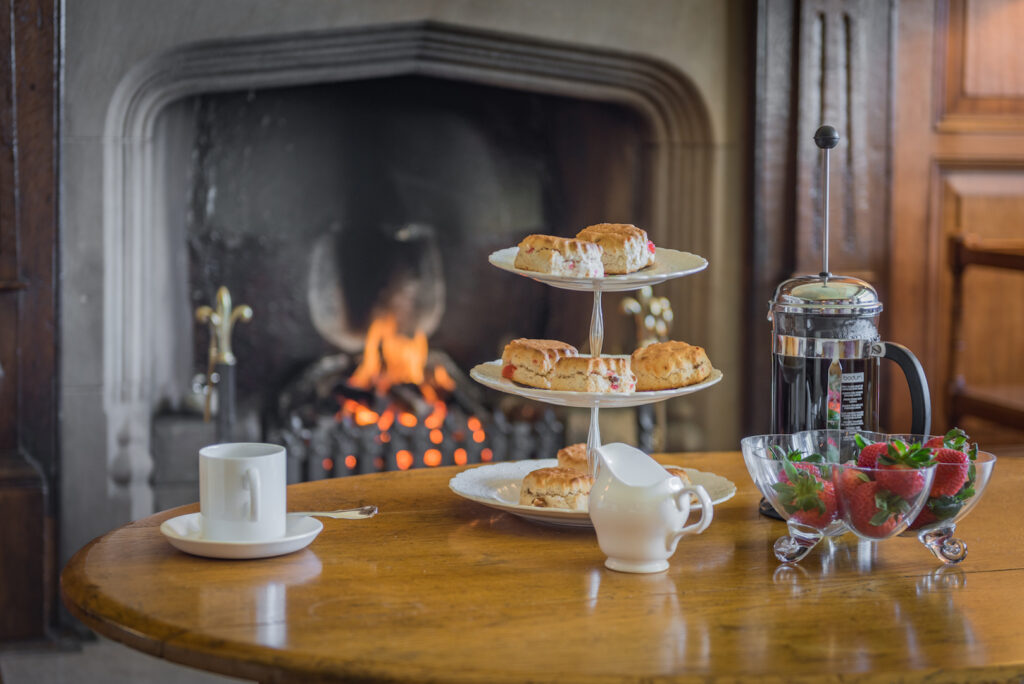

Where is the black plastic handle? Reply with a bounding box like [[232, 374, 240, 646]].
[[881, 342, 931, 436]]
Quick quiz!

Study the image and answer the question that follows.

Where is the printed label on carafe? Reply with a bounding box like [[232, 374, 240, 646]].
[[840, 371, 865, 429]]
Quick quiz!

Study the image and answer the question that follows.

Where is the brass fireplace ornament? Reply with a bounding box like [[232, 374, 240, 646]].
[[195, 286, 253, 435]]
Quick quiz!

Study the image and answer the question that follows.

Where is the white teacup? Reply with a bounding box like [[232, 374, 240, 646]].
[[199, 443, 287, 542]]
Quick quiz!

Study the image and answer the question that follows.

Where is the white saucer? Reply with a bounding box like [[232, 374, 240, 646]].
[[160, 513, 324, 560]]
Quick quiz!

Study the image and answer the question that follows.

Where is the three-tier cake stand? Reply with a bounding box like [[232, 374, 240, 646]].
[[451, 243, 729, 527]]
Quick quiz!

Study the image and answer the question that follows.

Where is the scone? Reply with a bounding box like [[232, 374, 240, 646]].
[[550, 356, 636, 393], [519, 467, 594, 510], [501, 338, 579, 390], [513, 234, 604, 277], [557, 443, 588, 472], [575, 223, 656, 274], [631, 341, 712, 391], [664, 465, 693, 486]]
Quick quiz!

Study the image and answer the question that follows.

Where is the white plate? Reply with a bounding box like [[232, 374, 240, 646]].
[[160, 513, 324, 560], [470, 360, 723, 408], [449, 459, 736, 529], [488, 246, 708, 292]]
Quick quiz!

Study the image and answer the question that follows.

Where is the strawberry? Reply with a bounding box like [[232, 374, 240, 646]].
[[908, 504, 938, 530], [844, 480, 911, 538], [791, 481, 837, 528], [854, 434, 888, 469], [930, 448, 970, 497], [923, 427, 970, 451], [835, 462, 870, 494], [875, 441, 934, 498], [772, 460, 836, 530]]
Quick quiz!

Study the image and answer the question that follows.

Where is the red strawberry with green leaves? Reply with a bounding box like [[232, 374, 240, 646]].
[[854, 434, 888, 469], [844, 480, 911, 538], [924, 427, 970, 451], [836, 462, 870, 495], [771, 459, 837, 530], [875, 441, 934, 498], [930, 447, 970, 497], [908, 504, 938, 530]]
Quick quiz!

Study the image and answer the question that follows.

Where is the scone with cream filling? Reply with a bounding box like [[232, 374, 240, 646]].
[[550, 356, 636, 393], [631, 340, 712, 391], [575, 223, 655, 274], [501, 338, 579, 390], [513, 234, 604, 277], [519, 467, 594, 510]]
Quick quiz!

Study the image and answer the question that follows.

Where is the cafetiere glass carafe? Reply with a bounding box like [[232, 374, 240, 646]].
[[768, 274, 931, 435]]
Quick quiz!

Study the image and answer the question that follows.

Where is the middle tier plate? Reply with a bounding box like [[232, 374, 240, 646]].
[[470, 359, 723, 408]]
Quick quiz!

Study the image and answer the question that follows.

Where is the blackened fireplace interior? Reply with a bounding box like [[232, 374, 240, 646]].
[[153, 74, 653, 500]]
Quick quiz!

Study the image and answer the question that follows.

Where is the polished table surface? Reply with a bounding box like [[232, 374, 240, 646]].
[[61, 451, 1024, 683]]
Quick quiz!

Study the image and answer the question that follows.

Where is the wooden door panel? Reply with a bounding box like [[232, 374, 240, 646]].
[[939, 171, 1024, 388], [938, 0, 1024, 131], [892, 0, 1024, 443]]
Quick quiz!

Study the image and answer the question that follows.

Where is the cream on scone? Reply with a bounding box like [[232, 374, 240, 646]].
[[631, 340, 712, 391], [550, 356, 636, 393], [513, 234, 604, 277], [557, 443, 588, 472], [501, 338, 579, 390], [575, 223, 656, 274], [519, 466, 594, 510]]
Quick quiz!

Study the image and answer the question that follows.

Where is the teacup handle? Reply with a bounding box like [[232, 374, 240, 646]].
[[674, 484, 713, 536], [243, 468, 261, 522]]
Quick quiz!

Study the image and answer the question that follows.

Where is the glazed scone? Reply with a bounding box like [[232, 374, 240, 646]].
[[557, 443, 588, 472], [519, 467, 594, 510], [550, 356, 636, 393], [501, 338, 579, 390], [631, 341, 712, 391], [575, 223, 655, 274], [513, 234, 604, 277]]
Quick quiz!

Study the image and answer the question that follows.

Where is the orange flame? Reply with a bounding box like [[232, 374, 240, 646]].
[[348, 314, 428, 392]]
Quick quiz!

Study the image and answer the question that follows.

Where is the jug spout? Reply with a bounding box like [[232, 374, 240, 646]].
[[593, 443, 671, 488]]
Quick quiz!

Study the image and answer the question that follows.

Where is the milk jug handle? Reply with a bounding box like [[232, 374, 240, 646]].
[[879, 342, 931, 436], [673, 485, 714, 537]]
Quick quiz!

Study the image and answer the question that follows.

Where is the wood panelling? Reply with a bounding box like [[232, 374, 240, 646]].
[[0, 0, 58, 642], [938, 171, 1024, 386], [938, 0, 1024, 131], [752, 0, 895, 433], [891, 0, 1024, 441]]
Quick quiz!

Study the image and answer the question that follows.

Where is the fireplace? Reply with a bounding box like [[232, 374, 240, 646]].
[[60, 3, 750, 568]]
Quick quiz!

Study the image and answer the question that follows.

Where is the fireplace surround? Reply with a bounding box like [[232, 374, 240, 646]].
[[61, 1, 750, 567]]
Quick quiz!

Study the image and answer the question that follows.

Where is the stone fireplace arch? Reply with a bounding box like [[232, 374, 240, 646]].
[[101, 20, 713, 518]]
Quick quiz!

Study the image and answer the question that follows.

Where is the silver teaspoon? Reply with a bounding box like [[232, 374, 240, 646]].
[[288, 505, 378, 520]]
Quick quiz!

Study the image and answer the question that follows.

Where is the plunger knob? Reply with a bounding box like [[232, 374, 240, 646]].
[[814, 125, 840, 149]]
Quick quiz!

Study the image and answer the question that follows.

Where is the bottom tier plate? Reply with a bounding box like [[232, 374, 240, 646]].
[[448, 459, 736, 529]]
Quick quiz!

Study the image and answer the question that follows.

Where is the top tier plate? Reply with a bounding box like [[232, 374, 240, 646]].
[[488, 246, 708, 292]]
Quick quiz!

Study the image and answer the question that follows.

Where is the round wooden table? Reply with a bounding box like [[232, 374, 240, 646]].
[[61, 451, 1024, 683]]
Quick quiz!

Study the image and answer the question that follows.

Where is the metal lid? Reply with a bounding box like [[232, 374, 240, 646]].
[[769, 274, 883, 316]]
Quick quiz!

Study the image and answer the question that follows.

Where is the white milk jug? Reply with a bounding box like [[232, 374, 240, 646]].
[[590, 443, 714, 573]]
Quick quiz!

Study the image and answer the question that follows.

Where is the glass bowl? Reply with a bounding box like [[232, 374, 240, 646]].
[[741, 430, 937, 563], [902, 449, 996, 564]]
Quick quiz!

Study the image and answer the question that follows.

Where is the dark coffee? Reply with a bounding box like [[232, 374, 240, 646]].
[[771, 354, 880, 433]]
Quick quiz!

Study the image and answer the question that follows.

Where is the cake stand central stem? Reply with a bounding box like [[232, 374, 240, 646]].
[[587, 286, 604, 475]]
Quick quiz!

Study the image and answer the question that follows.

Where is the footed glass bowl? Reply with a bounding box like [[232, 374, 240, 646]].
[[902, 450, 996, 565], [741, 431, 937, 563]]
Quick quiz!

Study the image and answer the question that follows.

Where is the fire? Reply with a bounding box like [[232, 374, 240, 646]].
[[348, 314, 428, 392], [334, 311, 492, 471]]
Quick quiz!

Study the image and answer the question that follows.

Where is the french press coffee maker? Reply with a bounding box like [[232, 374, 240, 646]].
[[768, 126, 931, 437]]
